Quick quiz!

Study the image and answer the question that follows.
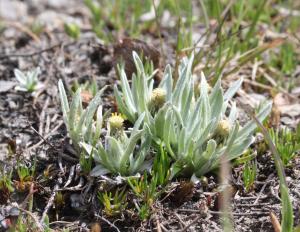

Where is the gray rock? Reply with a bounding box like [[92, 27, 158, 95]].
[[0, 81, 16, 93], [47, 0, 69, 8], [0, 0, 28, 22]]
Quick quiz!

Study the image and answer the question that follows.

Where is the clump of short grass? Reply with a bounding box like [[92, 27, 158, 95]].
[[98, 188, 128, 217], [243, 160, 257, 192], [269, 125, 300, 166]]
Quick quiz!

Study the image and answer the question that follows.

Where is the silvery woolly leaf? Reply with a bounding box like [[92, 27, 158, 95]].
[[147, 69, 158, 82], [14, 86, 29, 92], [114, 85, 135, 123], [133, 51, 145, 75], [137, 158, 153, 173], [119, 67, 136, 114], [195, 139, 217, 176], [209, 123, 250, 171], [181, 82, 194, 121], [128, 130, 151, 174], [96, 105, 103, 126], [83, 86, 106, 129], [185, 138, 195, 161], [188, 115, 202, 139], [198, 73, 210, 128], [199, 118, 216, 147], [81, 142, 93, 155], [140, 79, 149, 113], [187, 96, 202, 128], [132, 74, 143, 112], [106, 136, 124, 168], [131, 73, 140, 110], [154, 104, 170, 138], [90, 164, 110, 176], [223, 122, 240, 154], [159, 110, 175, 158], [209, 78, 221, 102], [280, 184, 294, 232], [227, 135, 254, 160], [75, 87, 105, 137], [178, 127, 186, 158], [171, 106, 184, 127], [92, 106, 103, 145], [121, 130, 144, 168], [159, 64, 173, 102], [28, 67, 40, 83], [14, 69, 27, 86], [228, 102, 237, 125], [210, 87, 223, 121], [131, 112, 145, 134], [173, 54, 194, 104], [237, 101, 272, 138], [163, 109, 173, 149], [170, 161, 184, 179], [58, 80, 70, 123], [223, 78, 243, 102], [68, 88, 81, 131], [91, 143, 113, 172], [191, 174, 200, 184]]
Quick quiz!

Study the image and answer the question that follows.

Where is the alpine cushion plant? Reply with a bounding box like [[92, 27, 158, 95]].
[[58, 79, 106, 153], [81, 113, 152, 176], [114, 52, 272, 178], [58, 52, 272, 179]]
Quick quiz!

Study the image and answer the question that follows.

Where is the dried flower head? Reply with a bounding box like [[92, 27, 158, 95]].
[[108, 113, 124, 130]]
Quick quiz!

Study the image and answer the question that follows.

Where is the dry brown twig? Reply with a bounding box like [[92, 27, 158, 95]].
[[13, 184, 44, 231], [179, 215, 202, 232], [20, 183, 37, 209], [0, 41, 76, 60], [15, 206, 44, 231], [94, 213, 121, 232], [219, 153, 233, 231], [154, 213, 162, 232], [270, 211, 281, 232], [38, 97, 50, 136], [40, 184, 59, 224], [27, 120, 64, 151], [174, 213, 187, 229], [208, 210, 269, 216], [253, 174, 274, 205], [3, 21, 40, 42]]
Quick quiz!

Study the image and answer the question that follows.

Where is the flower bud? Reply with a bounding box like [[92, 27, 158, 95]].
[[149, 88, 166, 110], [215, 120, 230, 138]]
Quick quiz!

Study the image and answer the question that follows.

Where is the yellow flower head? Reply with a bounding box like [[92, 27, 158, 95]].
[[108, 113, 124, 130]]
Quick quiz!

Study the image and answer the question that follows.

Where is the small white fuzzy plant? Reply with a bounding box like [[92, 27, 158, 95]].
[[14, 67, 43, 93], [58, 80, 106, 152], [58, 52, 272, 178]]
